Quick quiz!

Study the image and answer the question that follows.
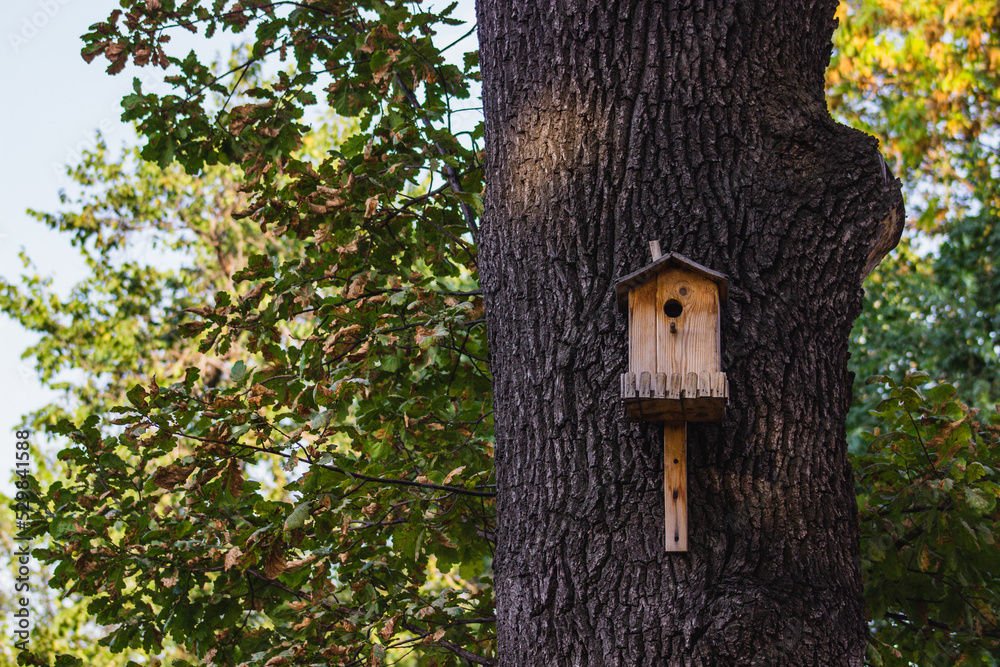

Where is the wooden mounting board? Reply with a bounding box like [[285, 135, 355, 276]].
[[664, 422, 687, 551]]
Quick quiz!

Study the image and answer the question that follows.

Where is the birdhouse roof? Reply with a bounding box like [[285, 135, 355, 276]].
[[615, 252, 728, 311]]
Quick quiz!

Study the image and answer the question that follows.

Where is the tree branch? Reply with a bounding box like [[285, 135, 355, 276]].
[[394, 73, 479, 242]]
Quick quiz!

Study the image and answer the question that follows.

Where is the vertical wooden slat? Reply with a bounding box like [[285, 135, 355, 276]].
[[712, 371, 727, 398], [669, 373, 683, 399], [684, 372, 699, 398], [698, 371, 711, 398], [664, 422, 687, 551], [629, 280, 658, 377], [638, 371, 651, 397], [654, 372, 667, 398], [622, 372, 636, 398]]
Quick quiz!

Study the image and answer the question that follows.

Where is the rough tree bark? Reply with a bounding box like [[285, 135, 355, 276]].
[[476, 1, 904, 665]]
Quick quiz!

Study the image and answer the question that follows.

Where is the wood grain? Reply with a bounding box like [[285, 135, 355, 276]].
[[629, 279, 658, 376], [655, 269, 720, 378], [664, 422, 687, 552]]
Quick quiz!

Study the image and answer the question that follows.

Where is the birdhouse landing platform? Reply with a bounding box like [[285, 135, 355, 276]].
[[621, 370, 728, 422]]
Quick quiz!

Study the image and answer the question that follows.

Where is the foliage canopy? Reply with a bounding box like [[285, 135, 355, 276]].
[[11, 1, 494, 665]]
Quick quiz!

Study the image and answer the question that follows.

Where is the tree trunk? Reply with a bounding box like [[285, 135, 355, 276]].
[[476, 1, 904, 665]]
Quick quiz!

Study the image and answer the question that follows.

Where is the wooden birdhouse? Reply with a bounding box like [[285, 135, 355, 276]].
[[616, 242, 729, 552], [616, 244, 729, 422]]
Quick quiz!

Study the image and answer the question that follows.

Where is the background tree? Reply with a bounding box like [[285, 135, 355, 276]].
[[2, 131, 322, 665], [1, 462, 173, 666], [830, 0, 1000, 438], [847, 216, 1000, 441], [827, 0, 1000, 228], [852, 374, 1000, 666], [12, 3, 497, 664], [830, 1, 1000, 663]]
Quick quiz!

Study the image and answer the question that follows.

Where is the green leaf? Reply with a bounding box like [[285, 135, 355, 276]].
[[310, 410, 332, 432], [284, 501, 312, 531], [122, 386, 145, 410], [966, 462, 987, 482], [367, 435, 392, 461], [964, 487, 994, 514], [230, 360, 247, 382]]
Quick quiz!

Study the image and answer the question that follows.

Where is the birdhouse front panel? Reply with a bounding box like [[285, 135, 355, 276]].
[[653, 268, 720, 378]]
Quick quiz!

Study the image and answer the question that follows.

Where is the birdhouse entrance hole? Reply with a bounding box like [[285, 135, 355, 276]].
[[663, 299, 683, 318]]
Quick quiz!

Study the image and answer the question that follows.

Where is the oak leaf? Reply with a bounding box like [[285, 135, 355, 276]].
[[379, 616, 397, 639], [225, 457, 244, 498], [364, 195, 380, 218], [152, 463, 195, 490], [224, 546, 244, 572], [443, 466, 466, 485], [264, 543, 286, 579]]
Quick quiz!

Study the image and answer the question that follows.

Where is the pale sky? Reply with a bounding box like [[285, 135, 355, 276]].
[[1, 0, 133, 495], [0, 0, 476, 495]]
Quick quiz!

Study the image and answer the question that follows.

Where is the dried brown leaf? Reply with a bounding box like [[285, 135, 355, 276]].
[[414, 326, 432, 347], [379, 616, 397, 640], [225, 458, 244, 498], [344, 274, 370, 300], [264, 543, 286, 579], [425, 628, 446, 643], [364, 195, 380, 218], [248, 382, 277, 408], [152, 463, 195, 490], [285, 554, 318, 572], [224, 545, 244, 572]]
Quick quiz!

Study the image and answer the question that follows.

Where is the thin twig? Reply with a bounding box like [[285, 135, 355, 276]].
[[393, 73, 479, 242]]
